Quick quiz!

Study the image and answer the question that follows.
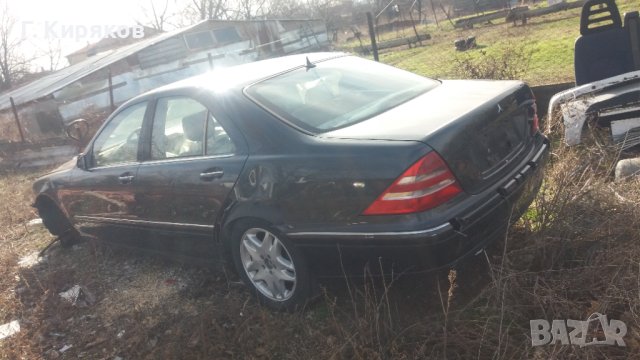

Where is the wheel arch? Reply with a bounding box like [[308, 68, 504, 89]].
[[217, 204, 289, 260], [34, 193, 61, 214], [34, 193, 73, 236]]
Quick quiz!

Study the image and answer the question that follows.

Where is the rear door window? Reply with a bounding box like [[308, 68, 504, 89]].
[[150, 97, 236, 160], [150, 97, 208, 160], [206, 113, 236, 156]]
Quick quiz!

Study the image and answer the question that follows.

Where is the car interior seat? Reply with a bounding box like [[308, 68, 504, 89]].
[[180, 111, 206, 156], [624, 11, 640, 71], [574, 0, 634, 85]]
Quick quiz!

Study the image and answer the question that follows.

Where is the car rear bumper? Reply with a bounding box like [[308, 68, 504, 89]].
[[287, 136, 549, 276]]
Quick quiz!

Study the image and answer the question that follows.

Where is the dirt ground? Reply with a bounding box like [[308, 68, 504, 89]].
[[2, 123, 640, 359], [2, 222, 470, 359]]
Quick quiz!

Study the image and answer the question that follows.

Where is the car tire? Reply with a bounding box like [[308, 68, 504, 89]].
[[230, 219, 311, 311], [36, 200, 82, 248]]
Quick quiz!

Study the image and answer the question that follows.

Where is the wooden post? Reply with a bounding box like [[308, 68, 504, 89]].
[[9, 97, 25, 143], [408, 10, 422, 47], [430, 0, 439, 28], [439, 2, 455, 27], [367, 12, 379, 62], [108, 68, 115, 112]]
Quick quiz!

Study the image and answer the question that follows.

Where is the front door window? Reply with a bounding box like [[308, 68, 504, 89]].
[[92, 102, 147, 167]]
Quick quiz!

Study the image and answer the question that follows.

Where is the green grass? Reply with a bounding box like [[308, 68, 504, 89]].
[[340, 0, 638, 85]]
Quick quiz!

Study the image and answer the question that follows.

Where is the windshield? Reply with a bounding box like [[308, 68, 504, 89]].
[[245, 56, 439, 133]]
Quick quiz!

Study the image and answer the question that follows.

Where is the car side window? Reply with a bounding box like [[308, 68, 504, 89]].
[[151, 97, 208, 160], [150, 97, 236, 159], [92, 102, 147, 168], [206, 113, 236, 156]]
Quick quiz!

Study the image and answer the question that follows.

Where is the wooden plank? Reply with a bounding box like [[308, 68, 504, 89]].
[[525, 0, 585, 18], [9, 97, 25, 143], [455, 1, 587, 28], [360, 34, 431, 52], [454, 9, 512, 28]]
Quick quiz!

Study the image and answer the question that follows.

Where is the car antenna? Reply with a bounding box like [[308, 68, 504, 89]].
[[305, 56, 316, 71]]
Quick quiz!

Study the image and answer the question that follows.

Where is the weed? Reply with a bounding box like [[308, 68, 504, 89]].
[[452, 41, 532, 80]]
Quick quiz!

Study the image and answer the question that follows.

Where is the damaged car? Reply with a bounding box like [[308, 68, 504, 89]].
[[33, 52, 549, 310]]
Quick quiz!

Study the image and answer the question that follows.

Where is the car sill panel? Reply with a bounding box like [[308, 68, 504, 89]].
[[74, 215, 214, 231]]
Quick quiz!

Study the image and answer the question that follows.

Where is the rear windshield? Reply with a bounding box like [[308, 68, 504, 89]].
[[245, 56, 439, 133]]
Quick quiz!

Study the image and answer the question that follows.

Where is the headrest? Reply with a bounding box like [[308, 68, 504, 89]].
[[580, 0, 622, 35], [182, 111, 206, 142]]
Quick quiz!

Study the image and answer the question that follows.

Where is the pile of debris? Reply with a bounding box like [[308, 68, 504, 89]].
[[547, 0, 640, 180], [454, 36, 477, 51]]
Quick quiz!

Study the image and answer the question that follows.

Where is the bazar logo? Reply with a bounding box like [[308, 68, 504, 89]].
[[530, 313, 627, 347]]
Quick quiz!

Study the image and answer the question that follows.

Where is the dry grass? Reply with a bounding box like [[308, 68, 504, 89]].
[[1, 115, 640, 358]]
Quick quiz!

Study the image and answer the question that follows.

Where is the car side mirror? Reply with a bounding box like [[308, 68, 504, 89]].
[[76, 153, 88, 170], [65, 118, 89, 142]]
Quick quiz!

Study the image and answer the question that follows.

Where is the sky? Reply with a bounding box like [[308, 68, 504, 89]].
[[7, 0, 176, 70]]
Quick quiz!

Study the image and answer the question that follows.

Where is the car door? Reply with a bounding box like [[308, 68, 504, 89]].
[[64, 101, 149, 237], [134, 95, 248, 247]]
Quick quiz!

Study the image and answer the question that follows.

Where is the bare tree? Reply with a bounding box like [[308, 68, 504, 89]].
[[138, 0, 173, 31], [0, 0, 29, 90], [190, 0, 230, 21], [171, 0, 232, 27], [306, 0, 344, 32], [231, 0, 268, 20], [267, 0, 308, 18], [44, 39, 62, 72]]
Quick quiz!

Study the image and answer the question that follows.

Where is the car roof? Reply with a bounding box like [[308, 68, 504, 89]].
[[142, 52, 349, 98]]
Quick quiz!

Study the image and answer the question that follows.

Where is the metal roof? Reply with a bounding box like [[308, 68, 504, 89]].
[[0, 22, 204, 112], [0, 18, 325, 113]]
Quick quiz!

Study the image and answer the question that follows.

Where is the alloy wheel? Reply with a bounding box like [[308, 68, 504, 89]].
[[239, 227, 296, 301]]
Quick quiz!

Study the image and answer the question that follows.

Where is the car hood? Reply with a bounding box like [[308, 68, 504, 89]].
[[33, 156, 77, 194], [53, 156, 78, 173]]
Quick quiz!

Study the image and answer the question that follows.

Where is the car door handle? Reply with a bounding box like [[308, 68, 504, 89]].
[[118, 174, 135, 184], [200, 169, 224, 181]]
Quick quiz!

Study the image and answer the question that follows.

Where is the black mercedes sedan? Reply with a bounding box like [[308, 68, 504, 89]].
[[33, 52, 549, 310]]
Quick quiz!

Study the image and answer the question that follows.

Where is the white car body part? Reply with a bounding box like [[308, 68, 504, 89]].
[[547, 70, 640, 145]]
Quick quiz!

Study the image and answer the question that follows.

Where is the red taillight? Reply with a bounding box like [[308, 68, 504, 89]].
[[363, 152, 462, 215], [530, 94, 539, 134]]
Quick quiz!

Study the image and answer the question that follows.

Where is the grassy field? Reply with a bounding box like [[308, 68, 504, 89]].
[[340, 0, 638, 85]]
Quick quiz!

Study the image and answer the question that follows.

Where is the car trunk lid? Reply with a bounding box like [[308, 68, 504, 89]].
[[320, 80, 537, 194]]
